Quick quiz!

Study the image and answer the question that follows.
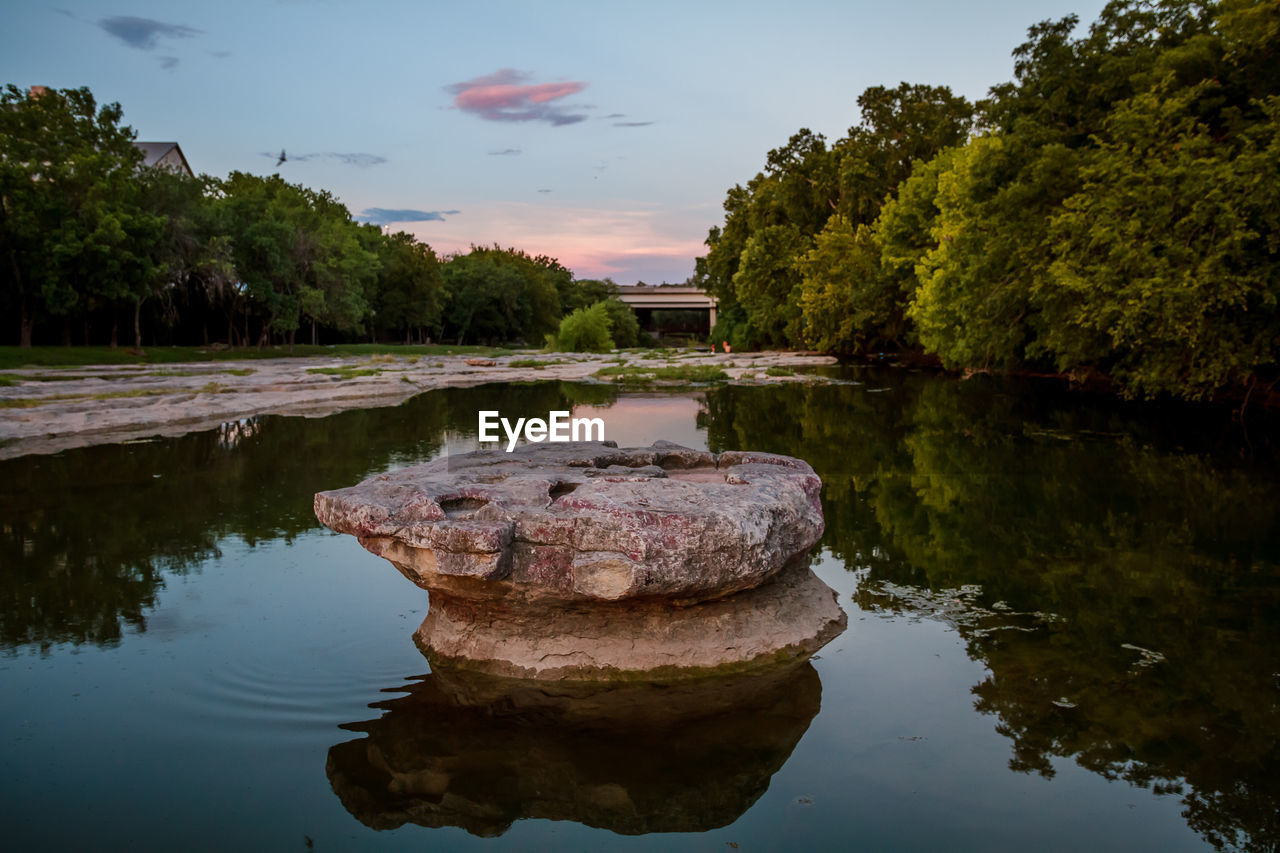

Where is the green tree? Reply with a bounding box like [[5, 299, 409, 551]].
[[1043, 87, 1280, 398], [469, 244, 566, 340], [796, 217, 894, 352], [0, 85, 144, 346], [298, 190, 377, 345], [597, 297, 641, 348], [122, 165, 209, 347], [906, 135, 1076, 370], [701, 86, 972, 352], [366, 228, 445, 344], [561, 278, 617, 314], [216, 172, 374, 348], [441, 252, 529, 345], [440, 246, 566, 345], [701, 131, 837, 349], [834, 83, 974, 226]]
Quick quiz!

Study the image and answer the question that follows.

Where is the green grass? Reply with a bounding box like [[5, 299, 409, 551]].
[[306, 366, 384, 379], [146, 366, 257, 378], [507, 358, 562, 369], [595, 364, 729, 384], [0, 343, 518, 370], [765, 366, 795, 377], [92, 388, 173, 400], [0, 371, 90, 382], [0, 388, 173, 408]]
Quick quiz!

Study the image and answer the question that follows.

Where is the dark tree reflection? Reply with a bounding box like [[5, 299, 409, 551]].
[[702, 370, 1280, 852]]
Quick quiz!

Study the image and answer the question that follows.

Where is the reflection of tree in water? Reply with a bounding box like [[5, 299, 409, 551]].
[[0, 382, 614, 653], [703, 374, 1280, 852]]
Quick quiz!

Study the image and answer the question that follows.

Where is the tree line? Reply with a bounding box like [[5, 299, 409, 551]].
[[0, 84, 627, 350], [698, 0, 1279, 400]]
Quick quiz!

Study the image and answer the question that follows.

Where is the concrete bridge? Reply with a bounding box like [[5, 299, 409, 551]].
[[614, 285, 718, 331]]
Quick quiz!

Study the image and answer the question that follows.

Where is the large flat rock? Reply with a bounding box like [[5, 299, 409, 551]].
[[315, 441, 825, 604]]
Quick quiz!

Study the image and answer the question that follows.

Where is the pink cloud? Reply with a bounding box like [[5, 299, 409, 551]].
[[446, 69, 588, 126], [399, 202, 702, 284]]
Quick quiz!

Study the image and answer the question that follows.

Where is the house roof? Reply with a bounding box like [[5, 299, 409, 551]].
[[134, 141, 193, 177]]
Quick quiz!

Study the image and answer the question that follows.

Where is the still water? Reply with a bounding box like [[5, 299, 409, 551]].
[[2, 369, 1278, 851]]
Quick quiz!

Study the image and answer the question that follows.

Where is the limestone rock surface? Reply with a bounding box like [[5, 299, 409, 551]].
[[315, 441, 824, 604]]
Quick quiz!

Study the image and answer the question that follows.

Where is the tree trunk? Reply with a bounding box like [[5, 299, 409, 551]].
[[311, 319, 317, 347], [133, 298, 143, 349], [289, 328, 296, 354], [110, 319, 118, 348], [83, 319, 90, 346], [60, 318, 71, 347], [12, 253, 32, 347], [19, 302, 33, 348]]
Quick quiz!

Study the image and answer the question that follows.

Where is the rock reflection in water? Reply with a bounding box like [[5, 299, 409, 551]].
[[415, 559, 847, 680], [326, 661, 822, 836]]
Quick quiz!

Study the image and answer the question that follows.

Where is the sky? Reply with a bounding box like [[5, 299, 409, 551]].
[[3, 0, 1109, 284]]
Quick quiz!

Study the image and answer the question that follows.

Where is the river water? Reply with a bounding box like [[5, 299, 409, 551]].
[[2, 368, 1277, 851]]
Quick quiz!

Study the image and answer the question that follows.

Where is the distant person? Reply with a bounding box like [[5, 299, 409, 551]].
[[723, 341, 731, 354]]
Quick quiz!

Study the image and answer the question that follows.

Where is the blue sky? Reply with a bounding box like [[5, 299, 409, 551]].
[[3, 0, 1107, 283]]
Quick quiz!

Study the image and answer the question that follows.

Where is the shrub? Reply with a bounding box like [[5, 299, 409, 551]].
[[548, 303, 613, 353]]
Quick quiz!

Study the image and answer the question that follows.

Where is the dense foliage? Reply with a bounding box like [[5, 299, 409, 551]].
[[547, 301, 614, 352], [0, 84, 636, 349], [699, 0, 1280, 400]]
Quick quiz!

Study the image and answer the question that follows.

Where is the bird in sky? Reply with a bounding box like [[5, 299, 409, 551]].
[[276, 149, 287, 167]]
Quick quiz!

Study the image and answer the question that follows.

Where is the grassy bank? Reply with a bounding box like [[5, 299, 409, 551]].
[[0, 344, 517, 370]]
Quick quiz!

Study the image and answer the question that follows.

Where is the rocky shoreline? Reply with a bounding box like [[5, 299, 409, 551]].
[[0, 350, 836, 459]]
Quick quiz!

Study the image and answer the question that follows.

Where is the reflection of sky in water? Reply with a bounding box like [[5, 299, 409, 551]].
[[571, 394, 707, 450]]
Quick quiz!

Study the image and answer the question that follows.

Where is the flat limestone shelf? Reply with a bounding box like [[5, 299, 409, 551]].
[[315, 440, 826, 604]]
